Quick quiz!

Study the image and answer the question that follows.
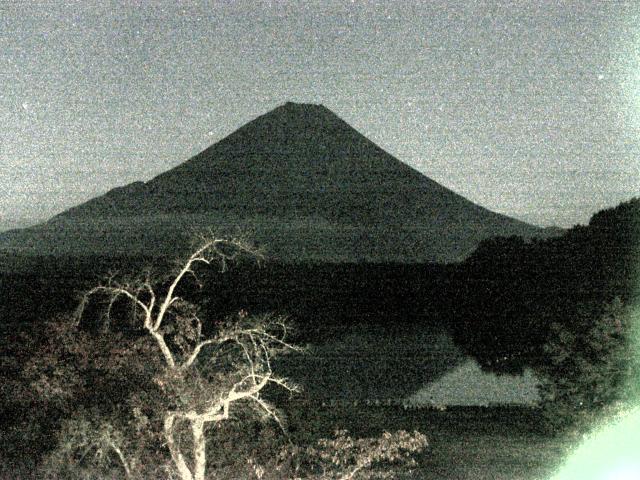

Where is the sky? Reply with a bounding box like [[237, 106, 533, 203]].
[[1, 0, 639, 231]]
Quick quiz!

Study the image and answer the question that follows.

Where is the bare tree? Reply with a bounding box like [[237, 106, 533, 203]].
[[72, 234, 301, 480], [23, 234, 428, 479]]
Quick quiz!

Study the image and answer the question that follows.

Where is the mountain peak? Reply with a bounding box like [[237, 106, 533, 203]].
[[268, 101, 336, 122], [280, 101, 326, 110]]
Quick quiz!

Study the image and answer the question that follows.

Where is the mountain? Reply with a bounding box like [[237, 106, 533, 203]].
[[0, 102, 554, 264]]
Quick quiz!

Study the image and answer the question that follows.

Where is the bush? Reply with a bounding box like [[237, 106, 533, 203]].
[[276, 429, 427, 480], [536, 297, 637, 433]]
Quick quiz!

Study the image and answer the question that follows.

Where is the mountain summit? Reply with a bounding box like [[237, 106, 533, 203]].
[[0, 103, 549, 263]]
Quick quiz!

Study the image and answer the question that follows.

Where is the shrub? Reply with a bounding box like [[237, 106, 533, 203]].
[[536, 297, 637, 433], [277, 429, 428, 480]]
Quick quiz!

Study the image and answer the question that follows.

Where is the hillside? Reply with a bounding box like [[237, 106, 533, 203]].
[[0, 102, 551, 263]]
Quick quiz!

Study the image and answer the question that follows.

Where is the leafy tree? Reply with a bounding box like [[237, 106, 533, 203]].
[[26, 235, 301, 480], [535, 297, 638, 432]]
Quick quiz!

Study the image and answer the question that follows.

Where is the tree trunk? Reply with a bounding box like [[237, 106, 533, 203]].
[[164, 414, 194, 480], [192, 419, 206, 480]]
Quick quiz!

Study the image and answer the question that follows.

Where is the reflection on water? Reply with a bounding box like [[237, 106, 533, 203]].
[[405, 357, 540, 407]]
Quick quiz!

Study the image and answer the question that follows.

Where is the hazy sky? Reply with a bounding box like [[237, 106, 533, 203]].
[[1, 0, 639, 230]]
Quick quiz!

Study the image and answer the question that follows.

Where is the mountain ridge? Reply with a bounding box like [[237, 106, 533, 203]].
[[0, 102, 555, 263]]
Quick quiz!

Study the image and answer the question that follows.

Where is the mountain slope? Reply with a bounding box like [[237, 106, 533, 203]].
[[0, 102, 551, 263]]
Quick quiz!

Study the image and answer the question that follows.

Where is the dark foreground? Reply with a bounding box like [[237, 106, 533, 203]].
[[285, 404, 574, 480], [0, 403, 584, 479]]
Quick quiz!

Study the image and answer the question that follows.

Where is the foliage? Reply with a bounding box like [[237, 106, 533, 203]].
[[286, 429, 428, 480], [450, 198, 640, 375], [203, 428, 428, 480], [535, 297, 636, 432]]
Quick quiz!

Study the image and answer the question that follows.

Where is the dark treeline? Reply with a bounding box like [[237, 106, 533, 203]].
[[0, 256, 454, 342], [198, 261, 454, 342], [1, 198, 638, 372], [449, 197, 640, 375]]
